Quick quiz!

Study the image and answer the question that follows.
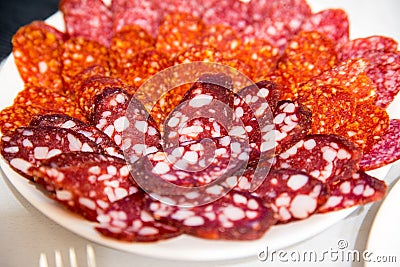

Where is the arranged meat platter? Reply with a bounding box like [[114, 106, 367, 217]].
[[0, 0, 399, 261]]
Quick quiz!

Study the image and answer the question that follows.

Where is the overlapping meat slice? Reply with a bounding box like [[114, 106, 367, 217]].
[[146, 190, 276, 240], [0, 126, 102, 178]]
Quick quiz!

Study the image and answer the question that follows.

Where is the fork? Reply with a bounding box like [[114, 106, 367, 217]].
[[39, 245, 96, 267]]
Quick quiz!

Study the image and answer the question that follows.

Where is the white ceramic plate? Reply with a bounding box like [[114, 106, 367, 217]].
[[365, 179, 400, 266], [1, 0, 399, 261]]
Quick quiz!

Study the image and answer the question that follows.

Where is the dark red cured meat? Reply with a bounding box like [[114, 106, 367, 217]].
[[60, 0, 113, 47], [12, 21, 65, 92], [32, 159, 138, 221], [246, 0, 312, 49], [274, 134, 362, 183], [92, 88, 162, 164], [300, 9, 349, 47], [363, 51, 400, 108], [111, 0, 164, 37], [360, 119, 400, 171], [96, 193, 182, 242], [0, 126, 102, 179], [202, 0, 251, 33], [251, 169, 326, 223], [29, 114, 123, 159], [319, 172, 387, 213], [132, 135, 249, 188], [147, 190, 276, 240], [273, 100, 312, 155], [339, 36, 398, 61]]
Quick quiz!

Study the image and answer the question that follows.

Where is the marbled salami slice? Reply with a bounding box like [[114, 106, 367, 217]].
[[319, 172, 386, 213], [96, 193, 182, 242], [111, 0, 164, 37], [360, 119, 400, 170], [0, 126, 101, 178], [29, 114, 123, 158], [273, 100, 311, 154], [274, 134, 361, 183], [147, 190, 276, 240], [252, 169, 326, 223], [32, 160, 138, 221], [12, 21, 65, 91], [60, 0, 113, 47], [92, 88, 162, 164], [159, 0, 205, 18], [364, 51, 400, 108], [339, 36, 398, 61], [300, 9, 349, 46]]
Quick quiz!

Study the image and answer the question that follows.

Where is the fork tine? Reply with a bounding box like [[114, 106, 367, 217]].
[[55, 250, 64, 267], [39, 253, 49, 267], [69, 247, 78, 267], [86, 245, 96, 267]]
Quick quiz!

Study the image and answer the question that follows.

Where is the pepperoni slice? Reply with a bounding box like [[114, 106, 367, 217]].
[[156, 12, 205, 57], [319, 172, 387, 213], [92, 88, 162, 164], [32, 159, 137, 221], [173, 45, 224, 65], [251, 169, 326, 223], [96, 193, 182, 242], [114, 49, 172, 88], [29, 114, 123, 159], [12, 21, 65, 91], [61, 37, 109, 88], [360, 119, 400, 171], [60, 0, 113, 47], [13, 85, 86, 122], [364, 51, 400, 108], [200, 24, 242, 58], [339, 36, 398, 61], [111, 0, 163, 37], [274, 134, 362, 183], [0, 126, 102, 179], [300, 58, 377, 102], [300, 9, 349, 46], [270, 31, 338, 99], [147, 190, 276, 240], [109, 25, 155, 76]]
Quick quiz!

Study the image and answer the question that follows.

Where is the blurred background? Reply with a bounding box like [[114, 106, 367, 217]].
[[0, 0, 58, 61]]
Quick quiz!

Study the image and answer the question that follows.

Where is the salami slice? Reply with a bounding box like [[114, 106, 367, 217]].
[[96, 193, 182, 242], [363, 51, 400, 108], [200, 24, 242, 58], [147, 190, 276, 240], [0, 126, 102, 178], [273, 100, 311, 155], [274, 134, 362, 183], [61, 37, 109, 88], [92, 88, 162, 164], [339, 36, 398, 61], [12, 21, 65, 91], [300, 9, 349, 47], [111, 0, 164, 37], [109, 25, 155, 75], [251, 169, 326, 223], [156, 12, 205, 57], [319, 172, 387, 213], [270, 31, 338, 99], [29, 114, 123, 158], [360, 119, 400, 171], [32, 159, 138, 221], [299, 58, 377, 102], [173, 45, 224, 65], [60, 0, 113, 47], [13, 85, 86, 122]]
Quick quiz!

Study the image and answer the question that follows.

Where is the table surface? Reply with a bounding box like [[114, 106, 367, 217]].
[[1, 0, 400, 266]]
